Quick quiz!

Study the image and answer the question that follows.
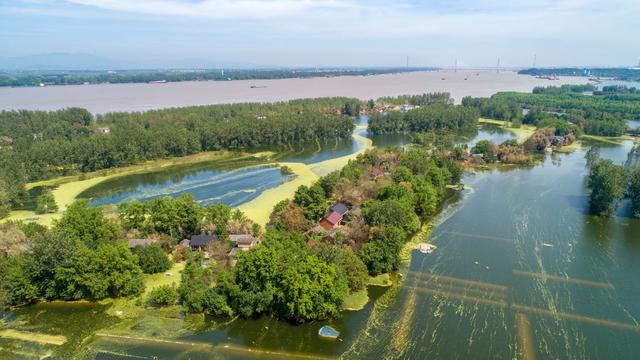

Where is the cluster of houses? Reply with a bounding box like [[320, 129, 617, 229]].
[[128, 232, 260, 266], [369, 104, 420, 114], [185, 233, 259, 265]]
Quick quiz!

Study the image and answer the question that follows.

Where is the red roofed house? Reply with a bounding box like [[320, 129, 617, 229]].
[[320, 211, 343, 231]]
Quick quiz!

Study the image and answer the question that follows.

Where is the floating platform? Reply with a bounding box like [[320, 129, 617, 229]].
[[318, 325, 339, 339], [418, 243, 436, 254]]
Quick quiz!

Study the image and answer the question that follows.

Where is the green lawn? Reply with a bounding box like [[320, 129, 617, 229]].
[[342, 289, 369, 311], [143, 261, 185, 295], [368, 273, 393, 287]]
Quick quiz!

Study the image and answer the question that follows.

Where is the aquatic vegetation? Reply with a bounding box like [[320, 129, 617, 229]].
[[342, 289, 369, 311]]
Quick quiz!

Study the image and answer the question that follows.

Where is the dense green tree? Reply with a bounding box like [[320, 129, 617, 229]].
[[133, 244, 171, 274], [317, 171, 341, 197], [203, 203, 232, 236], [379, 93, 453, 106], [55, 200, 120, 247], [278, 255, 348, 322], [35, 192, 58, 214], [369, 103, 478, 135], [466, 89, 636, 136], [118, 201, 147, 231], [392, 166, 413, 183], [27, 230, 78, 299], [203, 287, 233, 317], [438, 157, 464, 184], [378, 183, 414, 203], [0, 255, 39, 307], [0, 181, 11, 219], [146, 194, 202, 239], [411, 176, 439, 216], [227, 245, 280, 317], [471, 140, 496, 161], [312, 243, 368, 291], [3, 201, 147, 304], [51, 241, 144, 300], [178, 251, 212, 313], [358, 227, 405, 275], [587, 159, 627, 216], [628, 168, 640, 218], [147, 284, 179, 307], [293, 184, 327, 221], [362, 199, 420, 235]]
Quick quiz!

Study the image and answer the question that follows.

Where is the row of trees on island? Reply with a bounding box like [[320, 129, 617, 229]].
[[368, 103, 479, 135], [0, 98, 360, 218], [585, 146, 640, 218], [462, 85, 640, 137]]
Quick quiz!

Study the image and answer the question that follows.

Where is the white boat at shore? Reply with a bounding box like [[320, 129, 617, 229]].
[[418, 243, 436, 254]]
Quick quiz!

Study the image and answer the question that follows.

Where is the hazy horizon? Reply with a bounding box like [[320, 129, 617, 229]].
[[2, 0, 639, 69]]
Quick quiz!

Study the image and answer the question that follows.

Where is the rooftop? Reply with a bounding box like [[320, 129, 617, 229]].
[[330, 203, 349, 216], [128, 238, 153, 248], [190, 234, 219, 247], [323, 211, 343, 225]]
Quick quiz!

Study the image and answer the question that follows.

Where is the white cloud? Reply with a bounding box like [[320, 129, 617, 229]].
[[4, 0, 639, 66], [65, 0, 359, 19]]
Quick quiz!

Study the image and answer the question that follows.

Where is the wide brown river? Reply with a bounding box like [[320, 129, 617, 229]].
[[0, 71, 584, 113]]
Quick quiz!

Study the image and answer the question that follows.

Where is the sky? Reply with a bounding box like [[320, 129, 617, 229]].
[[1, 0, 639, 68]]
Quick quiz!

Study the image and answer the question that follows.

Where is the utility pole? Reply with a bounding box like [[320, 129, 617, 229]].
[[454, 59, 458, 73], [496, 58, 500, 73]]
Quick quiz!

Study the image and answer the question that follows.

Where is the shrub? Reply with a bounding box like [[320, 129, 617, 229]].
[[147, 284, 179, 307], [35, 192, 58, 214], [134, 244, 172, 274]]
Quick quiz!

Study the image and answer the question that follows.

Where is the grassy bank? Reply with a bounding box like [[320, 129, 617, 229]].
[[238, 161, 319, 226], [580, 134, 637, 145], [478, 118, 536, 143], [239, 128, 374, 226], [342, 290, 369, 311]]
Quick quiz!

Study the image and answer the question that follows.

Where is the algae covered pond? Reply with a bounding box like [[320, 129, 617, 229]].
[[79, 164, 291, 208], [3, 130, 640, 359]]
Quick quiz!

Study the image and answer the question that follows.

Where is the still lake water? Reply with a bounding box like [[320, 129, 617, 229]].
[[3, 131, 640, 359], [80, 164, 290, 208]]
